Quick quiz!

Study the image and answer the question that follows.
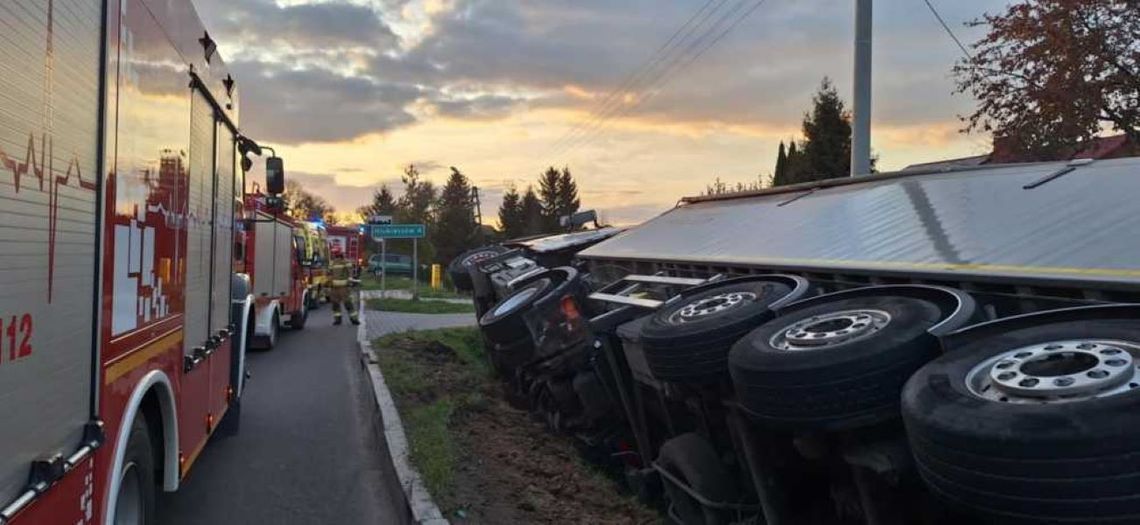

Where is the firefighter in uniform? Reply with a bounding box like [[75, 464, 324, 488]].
[[328, 246, 360, 325]]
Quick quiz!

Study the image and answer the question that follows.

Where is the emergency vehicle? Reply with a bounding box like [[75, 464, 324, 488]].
[[325, 224, 364, 269], [0, 1, 274, 523], [297, 221, 330, 307], [237, 194, 312, 349]]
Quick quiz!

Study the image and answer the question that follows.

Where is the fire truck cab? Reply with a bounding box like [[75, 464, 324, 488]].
[[239, 194, 311, 349], [0, 0, 274, 523]]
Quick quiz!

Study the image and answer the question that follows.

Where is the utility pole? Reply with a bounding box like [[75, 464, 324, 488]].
[[851, 0, 872, 176], [470, 186, 483, 241]]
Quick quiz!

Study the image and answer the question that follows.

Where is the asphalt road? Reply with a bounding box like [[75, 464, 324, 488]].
[[157, 306, 409, 525]]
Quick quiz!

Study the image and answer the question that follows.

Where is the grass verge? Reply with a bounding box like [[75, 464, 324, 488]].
[[366, 297, 474, 314], [372, 327, 487, 501]]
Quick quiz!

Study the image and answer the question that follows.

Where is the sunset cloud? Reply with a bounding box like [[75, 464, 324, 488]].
[[197, 0, 1008, 224]]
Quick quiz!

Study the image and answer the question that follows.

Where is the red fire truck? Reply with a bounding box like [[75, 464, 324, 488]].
[[0, 1, 272, 523], [325, 224, 365, 268], [237, 194, 312, 348]]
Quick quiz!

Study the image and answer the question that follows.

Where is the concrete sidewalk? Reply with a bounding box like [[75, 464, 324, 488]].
[[361, 289, 472, 305], [363, 309, 477, 340]]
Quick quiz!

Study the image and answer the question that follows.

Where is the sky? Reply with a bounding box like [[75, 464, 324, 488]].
[[195, 0, 1011, 226]]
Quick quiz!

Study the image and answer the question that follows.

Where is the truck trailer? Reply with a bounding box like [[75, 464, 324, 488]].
[[0, 1, 267, 523], [470, 157, 1140, 524]]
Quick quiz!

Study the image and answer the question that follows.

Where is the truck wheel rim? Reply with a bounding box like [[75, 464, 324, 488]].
[[667, 292, 756, 324], [966, 339, 1140, 403], [114, 462, 142, 525], [494, 287, 539, 317], [770, 309, 890, 350]]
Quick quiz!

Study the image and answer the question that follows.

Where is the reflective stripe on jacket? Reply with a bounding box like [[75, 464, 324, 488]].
[[329, 260, 352, 287]]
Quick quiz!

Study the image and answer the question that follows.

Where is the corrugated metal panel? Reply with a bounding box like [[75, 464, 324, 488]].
[[580, 158, 1140, 287], [186, 91, 214, 349], [211, 127, 234, 331], [0, 0, 101, 506]]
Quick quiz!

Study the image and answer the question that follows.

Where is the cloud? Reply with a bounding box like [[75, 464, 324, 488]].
[[290, 171, 402, 214], [199, 0, 399, 54], [232, 60, 419, 144]]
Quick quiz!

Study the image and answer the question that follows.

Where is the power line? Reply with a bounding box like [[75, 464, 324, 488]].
[[547, 0, 730, 155], [922, 0, 972, 60], [555, 0, 747, 157], [558, 0, 768, 159], [554, 0, 754, 158]]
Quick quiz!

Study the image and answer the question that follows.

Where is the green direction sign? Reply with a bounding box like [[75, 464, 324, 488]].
[[371, 223, 426, 240]]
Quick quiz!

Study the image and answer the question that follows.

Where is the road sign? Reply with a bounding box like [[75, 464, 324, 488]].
[[371, 223, 426, 240], [368, 215, 392, 225]]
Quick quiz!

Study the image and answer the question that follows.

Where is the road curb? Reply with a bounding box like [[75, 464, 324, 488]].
[[356, 303, 450, 525]]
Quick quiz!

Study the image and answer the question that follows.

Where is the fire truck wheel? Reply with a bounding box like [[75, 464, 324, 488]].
[[266, 312, 280, 350], [902, 318, 1140, 524], [640, 278, 793, 383], [729, 295, 942, 430], [114, 416, 156, 525], [449, 245, 508, 291], [479, 277, 555, 345], [656, 433, 738, 525], [290, 305, 307, 330]]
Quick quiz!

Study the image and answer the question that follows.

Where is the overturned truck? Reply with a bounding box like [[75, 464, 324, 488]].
[[466, 157, 1140, 525]]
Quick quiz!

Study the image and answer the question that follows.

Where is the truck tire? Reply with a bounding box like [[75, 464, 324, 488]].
[[265, 311, 280, 350], [902, 318, 1140, 524], [640, 278, 793, 383], [113, 416, 157, 525], [479, 277, 554, 345], [657, 433, 738, 525], [729, 295, 943, 430], [290, 302, 308, 330], [449, 245, 508, 291]]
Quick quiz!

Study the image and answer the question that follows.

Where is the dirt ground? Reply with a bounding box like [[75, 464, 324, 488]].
[[378, 331, 659, 524]]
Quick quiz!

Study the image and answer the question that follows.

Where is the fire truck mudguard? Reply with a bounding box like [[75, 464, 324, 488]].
[[103, 371, 179, 524], [254, 301, 283, 349]]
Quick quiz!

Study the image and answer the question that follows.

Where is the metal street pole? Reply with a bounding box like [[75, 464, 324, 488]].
[[412, 238, 419, 300], [851, 0, 872, 176], [380, 238, 386, 297]]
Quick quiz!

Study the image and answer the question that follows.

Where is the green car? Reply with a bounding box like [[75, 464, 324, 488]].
[[368, 253, 414, 276]]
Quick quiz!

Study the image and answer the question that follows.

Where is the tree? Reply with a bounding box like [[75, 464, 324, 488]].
[[396, 164, 436, 225], [954, 0, 1140, 159], [773, 141, 788, 185], [520, 186, 543, 236], [433, 167, 477, 265], [497, 185, 525, 239], [537, 167, 562, 232], [356, 184, 397, 220], [393, 164, 437, 268], [556, 167, 581, 229], [775, 140, 807, 187], [800, 77, 852, 182], [282, 180, 333, 221]]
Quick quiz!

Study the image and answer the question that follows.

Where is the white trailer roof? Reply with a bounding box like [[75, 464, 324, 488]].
[[579, 157, 1140, 289]]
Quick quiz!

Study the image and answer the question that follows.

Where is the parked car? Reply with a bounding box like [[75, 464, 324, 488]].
[[368, 253, 414, 276]]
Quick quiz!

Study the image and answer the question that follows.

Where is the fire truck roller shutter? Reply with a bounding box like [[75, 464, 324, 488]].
[[184, 90, 214, 359], [211, 126, 236, 334], [0, 0, 101, 508]]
